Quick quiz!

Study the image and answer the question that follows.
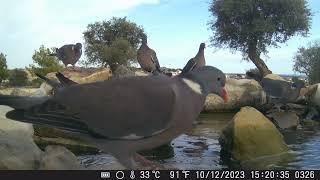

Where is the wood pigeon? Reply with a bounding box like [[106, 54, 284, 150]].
[[137, 36, 162, 75], [0, 66, 228, 169], [181, 43, 206, 74], [50, 43, 82, 67], [261, 75, 305, 103]]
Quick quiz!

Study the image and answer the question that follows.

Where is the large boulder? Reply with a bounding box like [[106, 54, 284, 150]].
[[0, 105, 84, 170], [263, 74, 286, 81], [219, 107, 290, 168], [46, 68, 112, 85], [299, 83, 320, 108], [0, 105, 42, 169], [204, 79, 266, 112]]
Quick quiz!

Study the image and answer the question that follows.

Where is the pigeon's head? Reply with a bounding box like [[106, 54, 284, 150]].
[[200, 43, 206, 50], [187, 66, 228, 102], [75, 43, 82, 49], [141, 34, 148, 44]]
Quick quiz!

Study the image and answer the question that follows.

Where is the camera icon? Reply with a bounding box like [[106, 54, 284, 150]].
[[101, 172, 111, 179]]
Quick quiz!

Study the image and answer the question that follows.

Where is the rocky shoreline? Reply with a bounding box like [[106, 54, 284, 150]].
[[0, 68, 319, 169]]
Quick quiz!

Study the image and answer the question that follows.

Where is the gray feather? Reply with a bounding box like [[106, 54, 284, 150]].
[[0, 95, 49, 109]]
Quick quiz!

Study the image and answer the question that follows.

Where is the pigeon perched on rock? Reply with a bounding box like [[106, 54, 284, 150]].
[[261, 74, 305, 103], [181, 43, 206, 74], [137, 36, 161, 75], [50, 43, 82, 67], [0, 66, 227, 169]]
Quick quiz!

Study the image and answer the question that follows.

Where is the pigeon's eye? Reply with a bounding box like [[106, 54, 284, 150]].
[[217, 77, 221, 81]]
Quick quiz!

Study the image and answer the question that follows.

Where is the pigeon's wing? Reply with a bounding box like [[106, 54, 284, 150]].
[[181, 58, 197, 74], [15, 76, 178, 140], [151, 50, 161, 71]]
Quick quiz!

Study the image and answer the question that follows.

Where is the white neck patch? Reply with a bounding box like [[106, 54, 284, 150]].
[[182, 78, 202, 95]]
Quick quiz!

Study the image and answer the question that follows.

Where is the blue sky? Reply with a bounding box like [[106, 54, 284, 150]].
[[0, 0, 319, 74]]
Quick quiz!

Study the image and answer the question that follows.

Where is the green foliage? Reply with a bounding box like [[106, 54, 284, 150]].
[[83, 17, 146, 71], [8, 69, 28, 87], [28, 45, 63, 75], [0, 53, 9, 83], [208, 0, 312, 57], [293, 41, 320, 84]]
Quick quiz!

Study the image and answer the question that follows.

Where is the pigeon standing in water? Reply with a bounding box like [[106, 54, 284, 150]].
[[181, 43, 206, 74], [50, 43, 82, 68], [137, 36, 162, 75], [0, 66, 227, 169]]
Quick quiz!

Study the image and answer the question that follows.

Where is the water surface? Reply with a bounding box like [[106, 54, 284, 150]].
[[79, 113, 320, 170]]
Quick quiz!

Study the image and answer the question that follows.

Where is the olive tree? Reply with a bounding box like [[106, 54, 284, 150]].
[[209, 0, 312, 77], [83, 17, 146, 72]]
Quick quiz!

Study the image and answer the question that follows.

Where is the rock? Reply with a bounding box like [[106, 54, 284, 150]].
[[0, 105, 42, 169], [263, 74, 286, 81], [285, 103, 308, 116], [33, 126, 99, 155], [35, 82, 54, 96], [39, 146, 83, 170], [34, 136, 99, 155], [298, 83, 319, 107], [79, 154, 125, 170], [46, 68, 111, 85], [10, 88, 39, 96], [309, 84, 320, 108], [219, 107, 289, 164], [78, 69, 111, 84], [302, 119, 320, 128], [135, 70, 149, 76], [204, 78, 266, 112], [266, 111, 299, 130]]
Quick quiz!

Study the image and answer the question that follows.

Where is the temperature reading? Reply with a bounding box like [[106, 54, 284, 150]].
[[170, 171, 179, 179], [140, 171, 161, 179], [140, 171, 150, 179]]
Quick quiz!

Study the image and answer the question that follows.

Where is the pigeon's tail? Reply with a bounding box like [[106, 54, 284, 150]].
[[0, 95, 49, 110], [35, 73, 61, 89], [4, 100, 105, 138], [55, 72, 77, 86]]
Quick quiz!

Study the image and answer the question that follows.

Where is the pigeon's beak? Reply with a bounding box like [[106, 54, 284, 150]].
[[220, 87, 228, 103]]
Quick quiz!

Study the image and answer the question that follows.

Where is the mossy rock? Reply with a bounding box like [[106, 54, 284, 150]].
[[33, 126, 99, 155], [34, 136, 99, 155], [219, 106, 290, 167]]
